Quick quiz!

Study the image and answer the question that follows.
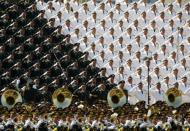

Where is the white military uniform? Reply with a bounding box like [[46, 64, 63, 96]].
[[150, 88, 164, 104], [61, 9, 73, 21], [129, 86, 148, 105], [36, 1, 47, 11], [179, 81, 189, 93], [70, 1, 81, 11], [44, 8, 57, 20], [54, 16, 65, 27], [105, 64, 117, 76], [95, 55, 108, 68], [115, 72, 128, 83], [53, 1, 64, 12]]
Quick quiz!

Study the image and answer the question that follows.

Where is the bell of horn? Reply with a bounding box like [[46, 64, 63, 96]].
[[52, 88, 72, 109], [1, 89, 22, 110], [107, 88, 127, 109], [164, 87, 182, 108]]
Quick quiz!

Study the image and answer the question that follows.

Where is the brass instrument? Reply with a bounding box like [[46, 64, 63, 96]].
[[107, 88, 126, 109], [1, 89, 22, 109], [164, 87, 182, 108], [52, 88, 72, 109]]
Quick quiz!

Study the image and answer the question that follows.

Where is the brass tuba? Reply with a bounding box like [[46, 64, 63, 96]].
[[52, 88, 72, 109], [107, 88, 127, 109], [1, 89, 22, 109], [164, 87, 182, 108]]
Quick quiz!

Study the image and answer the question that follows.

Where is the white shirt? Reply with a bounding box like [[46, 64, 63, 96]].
[[174, 17, 186, 27], [87, 1, 98, 12], [133, 58, 143, 70], [156, 17, 167, 28], [96, 56, 108, 68], [70, 1, 81, 11], [129, 9, 141, 21], [105, 3, 114, 12], [164, 42, 177, 53], [177, 65, 190, 76], [44, 9, 56, 20], [87, 17, 99, 28], [105, 17, 117, 27], [132, 41, 144, 52], [80, 26, 90, 37], [53, 1, 64, 12], [105, 64, 117, 76], [138, 2, 151, 12], [36, 1, 47, 11], [115, 72, 128, 83], [160, 66, 172, 78], [122, 34, 134, 43], [138, 18, 149, 28], [104, 33, 117, 44], [148, 26, 159, 36], [155, 2, 167, 12], [114, 42, 126, 52], [150, 73, 163, 85], [129, 86, 148, 105], [173, 2, 183, 11], [168, 58, 178, 67], [140, 35, 151, 44], [172, 32, 186, 44], [61, 9, 73, 21], [125, 66, 135, 76], [169, 74, 179, 85], [130, 25, 142, 35], [69, 17, 82, 27], [158, 51, 169, 61], [54, 17, 65, 27], [87, 33, 99, 43], [62, 25, 73, 35], [121, 50, 133, 60], [106, 50, 116, 60], [95, 42, 108, 51], [114, 24, 126, 35], [119, 0, 130, 9], [179, 82, 189, 93], [113, 57, 126, 67], [70, 33, 81, 43], [79, 41, 90, 51], [121, 18, 133, 29], [157, 35, 168, 46], [165, 10, 176, 20], [150, 88, 164, 104], [182, 10, 190, 19], [78, 9, 91, 20], [141, 50, 152, 58], [150, 59, 161, 69], [164, 26, 177, 36], [96, 9, 108, 20], [161, 82, 171, 92], [147, 10, 159, 19], [96, 25, 108, 35], [147, 41, 160, 53], [88, 49, 99, 59], [132, 74, 146, 85]]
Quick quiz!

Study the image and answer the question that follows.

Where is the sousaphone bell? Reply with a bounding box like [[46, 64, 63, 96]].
[[164, 87, 182, 108], [1, 89, 22, 109], [52, 88, 72, 109], [107, 88, 127, 109]]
